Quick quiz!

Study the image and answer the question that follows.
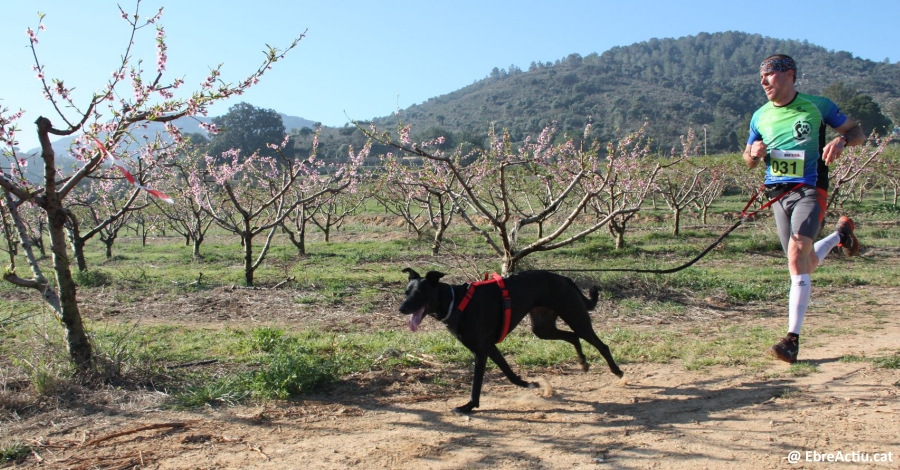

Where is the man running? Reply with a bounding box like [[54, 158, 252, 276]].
[[743, 54, 866, 363]]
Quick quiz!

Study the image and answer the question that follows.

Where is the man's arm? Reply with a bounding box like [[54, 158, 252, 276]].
[[822, 118, 865, 164]]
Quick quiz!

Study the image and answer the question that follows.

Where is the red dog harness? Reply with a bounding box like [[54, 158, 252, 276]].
[[456, 273, 513, 343]]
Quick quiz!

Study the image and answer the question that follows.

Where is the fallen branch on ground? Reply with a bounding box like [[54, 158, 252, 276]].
[[84, 422, 190, 446], [165, 359, 218, 370], [248, 443, 269, 461], [227, 277, 295, 290]]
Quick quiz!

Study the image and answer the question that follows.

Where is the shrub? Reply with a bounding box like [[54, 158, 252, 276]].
[[248, 344, 338, 399], [73, 269, 112, 287]]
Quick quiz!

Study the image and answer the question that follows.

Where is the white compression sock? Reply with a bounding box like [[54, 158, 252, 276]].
[[788, 274, 811, 335], [814, 232, 841, 265]]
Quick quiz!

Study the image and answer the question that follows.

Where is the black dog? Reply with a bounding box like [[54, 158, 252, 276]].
[[399, 268, 623, 413]]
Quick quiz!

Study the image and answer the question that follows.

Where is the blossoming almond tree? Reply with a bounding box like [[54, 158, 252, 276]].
[[0, 2, 302, 372], [587, 125, 665, 250], [280, 199, 320, 256], [154, 140, 217, 259], [67, 174, 149, 264], [825, 135, 892, 211], [366, 122, 649, 275], [654, 129, 723, 235], [309, 189, 366, 243], [202, 136, 367, 286], [874, 147, 900, 207], [375, 148, 458, 255], [689, 156, 730, 226]]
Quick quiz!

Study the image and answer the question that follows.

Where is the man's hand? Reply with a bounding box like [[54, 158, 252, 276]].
[[743, 140, 768, 168], [750, 140, 768, 159], [823, 120, 865, 165], [822, 137, 846, 165]]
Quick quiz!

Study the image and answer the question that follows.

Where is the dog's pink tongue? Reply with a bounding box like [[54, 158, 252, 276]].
[[409, 307, 425, 332]]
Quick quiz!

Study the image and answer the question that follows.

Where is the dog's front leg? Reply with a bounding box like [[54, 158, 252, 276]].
[[488, 346, 538, 389], [453, 353, 488, 414]]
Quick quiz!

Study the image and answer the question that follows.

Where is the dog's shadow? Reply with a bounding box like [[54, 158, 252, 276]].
[[463, 373, 799, 430], [796, 356, 842, 366]]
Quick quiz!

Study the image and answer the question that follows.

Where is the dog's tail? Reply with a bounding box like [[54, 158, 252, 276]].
[[585, 286, 600, 311]]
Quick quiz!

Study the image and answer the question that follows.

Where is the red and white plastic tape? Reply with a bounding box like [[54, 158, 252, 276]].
[[93, 138, 174, 204]]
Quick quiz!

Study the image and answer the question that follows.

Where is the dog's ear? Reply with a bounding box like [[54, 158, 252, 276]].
[[424, 271, 445, 284], [402, 268, 421, 280]]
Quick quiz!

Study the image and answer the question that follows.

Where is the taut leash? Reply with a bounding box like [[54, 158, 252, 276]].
[[554, 183, 803, 274]]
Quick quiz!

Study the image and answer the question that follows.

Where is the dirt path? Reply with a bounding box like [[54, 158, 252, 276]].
[[4, 285, 900, 469]]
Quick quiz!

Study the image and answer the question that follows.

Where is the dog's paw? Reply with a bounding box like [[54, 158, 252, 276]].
[[452, 402, 477, 414], [527, 381, 540, 389], [613, 369, 624, 378], [532, 377, 554, 397]]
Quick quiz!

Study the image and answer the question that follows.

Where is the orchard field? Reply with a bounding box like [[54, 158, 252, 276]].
[[2, 188, 899, 469]]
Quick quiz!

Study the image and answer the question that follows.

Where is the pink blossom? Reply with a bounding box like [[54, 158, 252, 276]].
[[199, 122, 219, 135], [400, 125, 411, 145], [155, 26, 167, 72]]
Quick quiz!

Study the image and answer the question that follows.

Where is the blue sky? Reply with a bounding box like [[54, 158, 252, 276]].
[[2, 0, 898, 151]]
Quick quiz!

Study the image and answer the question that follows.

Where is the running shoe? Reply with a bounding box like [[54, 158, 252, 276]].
[[836, 216, 859, 256], [768, 336, 799, 364]]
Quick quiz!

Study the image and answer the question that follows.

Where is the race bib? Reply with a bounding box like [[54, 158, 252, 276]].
[[769, 149, 805, 178]]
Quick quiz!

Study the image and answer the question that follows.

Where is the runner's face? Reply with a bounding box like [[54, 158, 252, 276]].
[[760, 70, 794, 104]]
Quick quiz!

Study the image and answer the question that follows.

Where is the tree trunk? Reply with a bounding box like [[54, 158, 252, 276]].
[[33, 116, 93, 372], [501, 253, 515, 277], [672, 207, 681, 236], [243, 232, 255, 286], [66, 219, 89, 272], [297, 229, 306, 255], [609, 219, 626, 250], [73, 238, 87, 271], [37, 219, 47, 259], [49, 208, 93, 372], [192, 234, 204, 259], [0, 203, 16, 258], [283, 220, 307, 256], [104, 235, 116, 260], [431, 223, 446, 256]]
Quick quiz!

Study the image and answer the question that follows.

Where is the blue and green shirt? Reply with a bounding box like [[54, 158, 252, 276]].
[[747, 92, 847, 189]]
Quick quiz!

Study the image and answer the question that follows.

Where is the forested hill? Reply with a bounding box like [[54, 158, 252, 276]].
[[356, 32, 899, 154]]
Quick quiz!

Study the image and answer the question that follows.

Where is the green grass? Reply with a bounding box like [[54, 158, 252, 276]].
[[175, 374, 250, 407], [0, 313, 788, 409], [838, 353, 900, 369], [777, 388, 802, 400], [788, 361, 819, 377], [872, 354, 900, 369], [2, 190, 899, 410], [0, 442, 31, 464], [839, 354, 869, 363]]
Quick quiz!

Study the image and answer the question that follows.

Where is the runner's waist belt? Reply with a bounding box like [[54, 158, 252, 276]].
[[765, 183, 809, 199]]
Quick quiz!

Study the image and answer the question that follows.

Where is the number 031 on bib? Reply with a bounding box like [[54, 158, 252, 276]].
[[769, 149, 805, 178]]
